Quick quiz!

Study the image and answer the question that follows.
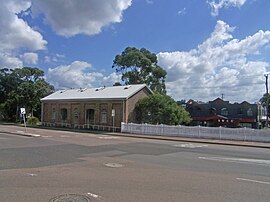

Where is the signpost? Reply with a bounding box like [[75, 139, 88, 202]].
[[112, 109, 115, 132], [20, 108, 27, 133]]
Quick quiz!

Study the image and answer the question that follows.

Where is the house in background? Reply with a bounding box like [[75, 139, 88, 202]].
[[186, 98, 264, 128], [41, 84, 152, 131]]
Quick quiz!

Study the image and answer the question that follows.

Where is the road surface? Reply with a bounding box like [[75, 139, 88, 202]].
[[0, 126, 270, 201]]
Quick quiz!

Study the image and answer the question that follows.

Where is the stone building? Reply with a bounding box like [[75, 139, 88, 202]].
[[41, 84, 152, 131]]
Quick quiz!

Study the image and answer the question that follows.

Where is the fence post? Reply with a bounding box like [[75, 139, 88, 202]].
[[219, 126, 222, 140], [244, 127, 246, 141], [198, 125, 201, 138], [142, 124, 145, 134], [121, 122, 123, 132], [130, 123, 132, 134]]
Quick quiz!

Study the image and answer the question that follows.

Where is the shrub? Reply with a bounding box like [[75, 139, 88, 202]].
[[27, 116, 39, 126]]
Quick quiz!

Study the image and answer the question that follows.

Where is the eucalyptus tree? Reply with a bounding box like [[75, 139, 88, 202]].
[[112, 47, 167, 94]]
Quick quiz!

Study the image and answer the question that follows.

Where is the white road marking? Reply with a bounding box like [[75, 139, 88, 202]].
[[60, 135, 70, 138], [27, 133, 41, 137], [236, 178, 270, 185], [199, 156, 270, 166], [16, 131, 41, 137], [86, 192, 101, 198], [41, 135, 52, 138], [98, 135, 119, 139], [26, 173, 37, 177], [16, 131, 40, 137], [173, 143, 208, 148], [104, 163, 124, 168]]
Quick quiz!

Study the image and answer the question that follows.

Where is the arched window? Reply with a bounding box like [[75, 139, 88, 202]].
[[100, 110, 107, 124], [247, 108, 253, 116], [52, 108, 56, 121], [60, 108, 67, 121], [221, 108, 228, 116], [73, 108, 79, 123]]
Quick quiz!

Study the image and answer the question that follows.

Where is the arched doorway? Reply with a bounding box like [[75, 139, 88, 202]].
[[85, 109, 95, 125]]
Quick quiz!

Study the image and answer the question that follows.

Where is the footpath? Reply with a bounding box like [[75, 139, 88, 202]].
[[1, 124, 270, 149]]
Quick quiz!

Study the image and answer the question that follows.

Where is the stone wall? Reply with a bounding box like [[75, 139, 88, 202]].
[[42, 100, 124, 127], [126, 88, 151, 123]]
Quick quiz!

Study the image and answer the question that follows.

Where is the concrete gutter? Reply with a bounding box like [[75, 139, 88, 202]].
[[0, 131, 40, 138], [107, 132, 270, 149]]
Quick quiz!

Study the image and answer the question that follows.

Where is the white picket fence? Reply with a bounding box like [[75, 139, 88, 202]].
[[121, 122, 270, 142]]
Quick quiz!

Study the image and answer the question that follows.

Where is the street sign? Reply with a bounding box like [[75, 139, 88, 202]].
[[20, 108, 27, 133], [112, 109, 115, 132], [20, 108, 26, 115]]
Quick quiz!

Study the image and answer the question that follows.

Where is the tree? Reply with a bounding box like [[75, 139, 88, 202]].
[[0, 67, 54, 121], [0, 68, 21, 104], [260, 93, 270, 114], [176, 100, 186, 106], [112, 47, 167, 94], [135, 94, 191, 125], [113, 82, 122, 86]]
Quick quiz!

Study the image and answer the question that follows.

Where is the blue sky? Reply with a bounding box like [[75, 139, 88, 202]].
[[1, 0, 270, 103]]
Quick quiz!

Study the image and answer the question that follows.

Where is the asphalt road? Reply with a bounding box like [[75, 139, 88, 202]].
[[0, 127, 270, 202]]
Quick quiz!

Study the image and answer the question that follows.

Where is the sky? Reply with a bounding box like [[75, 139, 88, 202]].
[[1, 0, 270, 103]]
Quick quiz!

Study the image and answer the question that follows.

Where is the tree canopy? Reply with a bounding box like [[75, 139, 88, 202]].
[[260, 93, 270, 114], [135, 94, 191, 125], [0, 67, 54, 121], [112, 47, 167, 94]]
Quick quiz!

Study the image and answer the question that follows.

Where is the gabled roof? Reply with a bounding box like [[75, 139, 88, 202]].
[[41, 84, 152, 101]]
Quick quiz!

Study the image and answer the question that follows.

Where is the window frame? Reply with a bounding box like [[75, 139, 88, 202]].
[[60, 108, 68, 121], [100, 109, 107, 124]]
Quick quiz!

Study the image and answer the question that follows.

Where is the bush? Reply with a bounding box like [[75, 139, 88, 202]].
[[135, 93, 191, 125], [27, 116, 39, 126]]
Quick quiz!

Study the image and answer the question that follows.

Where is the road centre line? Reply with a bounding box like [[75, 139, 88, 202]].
[[199, 156, 270, 166], [236, 178, 270, 185]]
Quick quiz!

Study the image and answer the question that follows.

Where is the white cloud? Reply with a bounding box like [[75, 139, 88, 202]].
[[20, 52, 38, 64], [0, 53, 23, 68], [44, 53, 65, 64], [157, 21, 270, 103], [0, 0, 47, 69], [47, 61, 121, 89], [177, 8, 186, 16], [208, 0, 247, 16], [146, 0, 154, 4], [31, 0, 132, 37]]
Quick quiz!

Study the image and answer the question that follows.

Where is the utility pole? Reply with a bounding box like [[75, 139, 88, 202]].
[[221, 93, 224, 100], [264, 74, 269, 128]]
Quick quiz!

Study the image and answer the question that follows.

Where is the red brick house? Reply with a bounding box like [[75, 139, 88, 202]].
[[186, 98, 260, 128], [41, 84, 152, 131]]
